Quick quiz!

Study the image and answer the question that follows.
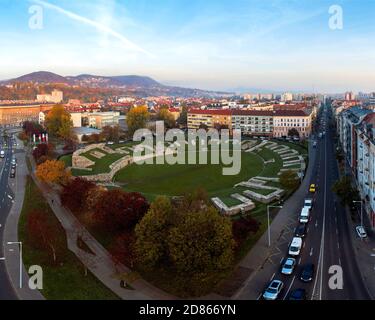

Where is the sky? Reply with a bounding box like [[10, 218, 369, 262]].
[[0, 0, 374, 93]]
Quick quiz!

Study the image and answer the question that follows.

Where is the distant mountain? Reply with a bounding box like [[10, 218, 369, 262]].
[[7, 71, 72, 84], [2, 71, 233, 98]]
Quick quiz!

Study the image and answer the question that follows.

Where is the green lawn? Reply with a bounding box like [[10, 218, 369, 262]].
[[60, 154, 72, 167], [115, 152, 264, 199], [18, 176, 119, 300], [76, 152, 125, 176]]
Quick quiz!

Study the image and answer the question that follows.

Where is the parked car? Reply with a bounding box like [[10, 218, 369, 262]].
[[356, 226, 367, 239], [289, 237, 303, 256], [288, 288, 307, 300], [262, 280, 284, 300], [0, 150, 4, 158], [300, 264, 315, 282], [295, 224, 307, 238], [281, 258, 296, 275], [107, 141, 114, 145], [313, 141, 317, 148], [309, 184, 316, 193], [10, 168, 16, 178]]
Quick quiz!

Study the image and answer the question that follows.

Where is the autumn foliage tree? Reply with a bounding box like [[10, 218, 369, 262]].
[[135, 194, 234, 295], [126, 106, 150, 135], [232, 217, 260, 249], [279, 169, 300, 190], [32, 143, 55, 164], [60, 177, 96, 214], [93, 189, 149, 233], [36, 160, 71, 185], [26, 210, 65, 265], [157, 108, 176, 129], [45, 105, 73, 139]]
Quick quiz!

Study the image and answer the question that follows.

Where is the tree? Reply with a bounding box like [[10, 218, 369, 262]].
[[101, 125, 120, 142], [26, 210, 64, 265], [126, 106, 150, 135], [288, 128, 300, 138], [36, 160, 71, 185], [157, 108, 176, 129], [232, 217, 260, 249], [93, 189, 149, 233], [110, 232, 136, 268], [45, 105, 73, 139], [135, 196, 174, 268], [279, 170, 300, 190], [85, 185, 107, 212], [135, 193, 234, 275], [32, 143, 55, 164], [177, 106, 188, 127], [167, 206, 234, 274], [332, 176, 358, 206], [23, 121, 43, 137], [60, 177, 96, 214]]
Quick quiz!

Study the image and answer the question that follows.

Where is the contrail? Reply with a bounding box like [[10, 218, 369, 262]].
[[31, 0, 154, 57]]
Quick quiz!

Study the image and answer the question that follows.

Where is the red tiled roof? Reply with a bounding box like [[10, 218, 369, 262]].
[[232, 110, 274, 116], [188, 109, 232, 116], [273, 110, 310, 117]]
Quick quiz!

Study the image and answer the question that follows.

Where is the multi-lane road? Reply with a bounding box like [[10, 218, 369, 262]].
[[252, 103, 370, 300], [0, 131, 17, 300]]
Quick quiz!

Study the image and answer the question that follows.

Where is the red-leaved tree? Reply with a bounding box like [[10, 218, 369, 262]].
[[232, 217, 260, 249], [26, 210, 65, 265], [93, 189, 149, 233], [60, 177, 96, 214]]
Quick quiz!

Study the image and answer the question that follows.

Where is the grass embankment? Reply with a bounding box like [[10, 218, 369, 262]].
[[18, 176, 119, 300]]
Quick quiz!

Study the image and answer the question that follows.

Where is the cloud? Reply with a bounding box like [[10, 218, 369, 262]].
[[31, 0, 154, 57]]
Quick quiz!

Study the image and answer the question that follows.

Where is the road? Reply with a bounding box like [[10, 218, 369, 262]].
[[249, 103, 370, 300], [0, 131, 18, 300]]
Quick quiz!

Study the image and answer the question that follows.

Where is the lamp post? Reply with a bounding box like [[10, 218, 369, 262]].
[[353, 200, 363, 229], [267, 205, 283, 247]]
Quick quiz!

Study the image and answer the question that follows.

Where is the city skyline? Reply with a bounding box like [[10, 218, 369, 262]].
[[1, 0, 375, 92]]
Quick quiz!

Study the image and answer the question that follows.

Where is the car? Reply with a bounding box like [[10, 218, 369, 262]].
[[11, 162, 16, 169], [10, 168, 16, 178], [281, 258, 296, 275], [299, 206, 311, 224], [313, 141, 317, 148], [295, 224, 307, 238], [309, 184, 316, 193], [300, 264, 315, 282], [304, 199, 313, 210], [0, 150, 4, 158], [289, 237, 303, 256], [107, 141, 114, 145], [262, 280, 284, 300], [288, 288, 307, 300], [356, 226, 367, 239]]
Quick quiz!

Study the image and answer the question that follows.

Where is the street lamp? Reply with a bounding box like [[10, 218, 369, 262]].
[[353, 200, 363, 229], [267, 205, 283, 247]]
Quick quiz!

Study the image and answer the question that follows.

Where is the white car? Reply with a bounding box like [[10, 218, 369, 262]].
[[289, 237, 303, 256], [262, 280, 284, 300], [299, 207, 311, 224], [356, 226, 367, 239], [281, 258, 296, 275], [304, 199, 313, 210], [107, 141, 114, 145]]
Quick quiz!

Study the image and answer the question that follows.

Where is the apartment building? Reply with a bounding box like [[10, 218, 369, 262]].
[[356, 113, 375, 228], [86, 112, 120, 129], [187, 109, 232, 130], [273, 110, 313, 138], [337, 106, 372, 171], [188, 108, 314, 138], [231, 110, 274, 136]]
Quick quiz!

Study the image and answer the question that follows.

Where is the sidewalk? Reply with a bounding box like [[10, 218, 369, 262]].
[[232, 140, 316, 299], [3, 137, 44, 300], [29, 156, 176, 300], [345, 202, 375, 299]]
